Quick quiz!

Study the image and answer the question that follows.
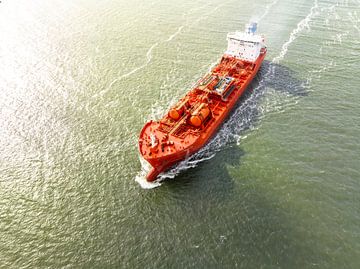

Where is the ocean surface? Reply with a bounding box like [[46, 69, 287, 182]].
[[1, 0, 360, 268]]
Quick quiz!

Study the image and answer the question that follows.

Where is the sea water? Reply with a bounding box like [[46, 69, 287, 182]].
[[1, 0, 360, 268]]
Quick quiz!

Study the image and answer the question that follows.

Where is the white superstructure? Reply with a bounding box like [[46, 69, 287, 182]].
[[225, 22, 265, 62]]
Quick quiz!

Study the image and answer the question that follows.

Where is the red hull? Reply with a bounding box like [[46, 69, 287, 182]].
[[139, 49, 267, 181]]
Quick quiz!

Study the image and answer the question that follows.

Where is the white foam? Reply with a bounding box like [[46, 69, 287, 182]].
[[258, 0, 279, 22], [135, 173, 162, 189], [273, 0, 319, 64], [158, 153, 216, 180], [120, 42, 158, 79], [166, 26, 184, 42], [135, 155, 163, 189]]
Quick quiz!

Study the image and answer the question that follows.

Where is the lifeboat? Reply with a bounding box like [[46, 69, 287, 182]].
[[139, 22, 267, 181]]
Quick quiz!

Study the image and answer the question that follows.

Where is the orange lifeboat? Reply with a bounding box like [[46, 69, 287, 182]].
[[139, 23, 267, 181]]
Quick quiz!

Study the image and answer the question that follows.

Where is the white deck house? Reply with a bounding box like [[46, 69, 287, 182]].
[[225, 23, 265, 62]]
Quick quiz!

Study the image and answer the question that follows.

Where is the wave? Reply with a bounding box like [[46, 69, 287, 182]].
[[92, 42, 158, 100], [182, 2, 212, 19], [257, 0, 279, 22], [193, 2, 226, 24], [273, 0, 320, 64], [348, 11, 360, 34], [165, 26, 184, 42], [117, 42, 158, 80]]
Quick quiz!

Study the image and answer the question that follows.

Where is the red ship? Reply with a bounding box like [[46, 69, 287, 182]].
[[139, 23, 267, 181]]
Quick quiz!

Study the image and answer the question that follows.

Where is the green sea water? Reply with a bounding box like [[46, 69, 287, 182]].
[[1, 0, 360, 268]]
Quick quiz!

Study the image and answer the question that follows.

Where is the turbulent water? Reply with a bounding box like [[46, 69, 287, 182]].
[[1, 0, 360, 268]]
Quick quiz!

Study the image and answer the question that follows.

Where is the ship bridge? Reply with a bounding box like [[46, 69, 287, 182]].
[[225, 22, 265, 62]]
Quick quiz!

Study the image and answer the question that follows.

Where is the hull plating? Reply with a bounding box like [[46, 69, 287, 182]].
[[139, 50, 266, 181]]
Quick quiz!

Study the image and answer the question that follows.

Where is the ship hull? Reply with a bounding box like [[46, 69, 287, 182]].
[[139, 49, 266, 181]]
